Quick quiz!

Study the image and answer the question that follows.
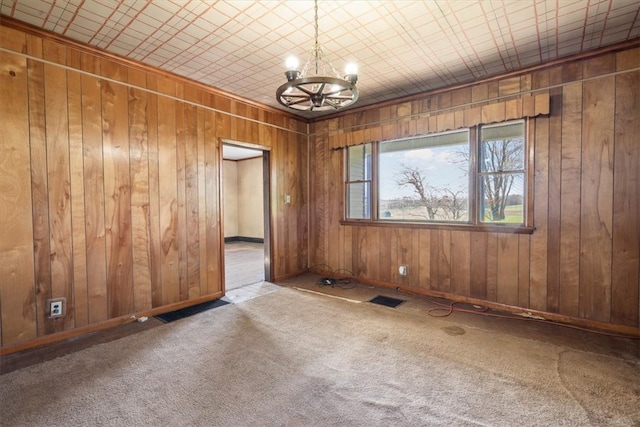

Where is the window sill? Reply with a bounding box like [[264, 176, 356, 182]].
[[340, 220, 535, 234]]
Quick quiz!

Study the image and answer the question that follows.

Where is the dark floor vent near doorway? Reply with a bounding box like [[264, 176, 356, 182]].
[[369, 295, 405, 308], [155, 299, 230, 323]]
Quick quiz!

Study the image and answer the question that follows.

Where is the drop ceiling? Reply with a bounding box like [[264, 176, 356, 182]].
[[1, 0, 638, 119]]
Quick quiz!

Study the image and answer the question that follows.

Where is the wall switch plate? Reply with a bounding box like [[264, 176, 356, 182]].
[[285, 194, 291, 205]]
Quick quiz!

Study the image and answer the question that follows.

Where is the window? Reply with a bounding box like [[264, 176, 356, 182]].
[[345, 120, 529, 229], [379, 130, 469, 222], [478, 121, 525, 224], [345, 143, 372, 219]]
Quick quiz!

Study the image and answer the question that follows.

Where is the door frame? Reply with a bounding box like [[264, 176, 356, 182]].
[[220, 140, 272, 291]]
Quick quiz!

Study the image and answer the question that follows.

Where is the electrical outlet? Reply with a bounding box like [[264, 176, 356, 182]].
[[48, 298, 65, 318], [399, 265, 408, 276]]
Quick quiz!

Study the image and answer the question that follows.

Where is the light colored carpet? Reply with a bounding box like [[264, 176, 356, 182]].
[[1, 286, 638, 426]]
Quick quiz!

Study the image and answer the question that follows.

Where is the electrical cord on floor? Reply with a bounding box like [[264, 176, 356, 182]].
[[306, 266, 639, 340], [403, 290, 640, 340], [308, 264, 356, 289]]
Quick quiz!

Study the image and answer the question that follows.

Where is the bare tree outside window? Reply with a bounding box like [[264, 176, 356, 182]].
[[479, 122, 525, 223], [394, 165, 439, 219], [481, 139, 522, 220], [441, 188, 467, 220], [394, 164, 467, 221]]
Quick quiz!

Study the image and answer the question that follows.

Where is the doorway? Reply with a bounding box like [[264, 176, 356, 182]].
[[222, 142, 271, 291]]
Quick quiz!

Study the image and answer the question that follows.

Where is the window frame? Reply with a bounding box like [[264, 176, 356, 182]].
[[477, 120, 527, 226], [344, 142, 374, 220], [342, 119, 534, 234]]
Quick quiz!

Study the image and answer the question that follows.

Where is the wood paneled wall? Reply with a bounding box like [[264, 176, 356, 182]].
[[309, 45, 640, 333], [0, 24, 308, 349]]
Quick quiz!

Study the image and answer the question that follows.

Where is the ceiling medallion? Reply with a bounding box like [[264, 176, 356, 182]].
[[276, 0, 359, 112]]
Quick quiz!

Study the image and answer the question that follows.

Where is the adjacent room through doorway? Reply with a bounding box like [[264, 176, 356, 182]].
[[222, 143, 271, 291]]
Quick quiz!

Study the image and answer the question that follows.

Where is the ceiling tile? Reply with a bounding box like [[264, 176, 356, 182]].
[[3, 0, 637, 119]]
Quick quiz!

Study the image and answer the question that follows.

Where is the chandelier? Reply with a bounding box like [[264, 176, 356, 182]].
[[276, 0, 359, 112]]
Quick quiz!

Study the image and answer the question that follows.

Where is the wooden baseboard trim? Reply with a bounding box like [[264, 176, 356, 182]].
[[273, 269, 309, 282], [0, 292, 224, 356], [307, 268, 639, 338]]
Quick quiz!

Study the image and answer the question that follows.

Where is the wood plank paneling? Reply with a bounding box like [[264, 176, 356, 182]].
[[101, 68, 134, 318], [274, 131, 287, 277], [176, 103, 188, 300], [379, 228, 392, 283], [286, 132, 300, 273], [530, 115, 549, 311], [431, 230, 451, 292], [395, 228, 411, 285], [146, 87, 163, 308], [81, 73, 108, 324], [486, 233, 498, 302], [341, 225, 353, 276], [496, 234, 519, 306], [184, 104, 201, 299], [309, 135, 323, 268], [27, 51, 52, 336], [559, 82, 582, 317], [418, 229, 431, 289], [546, 87, 563, 313], [297, 134, 309, 273], [157, 93, 180, 305], [612, 71, 640, 327], [0, 51, 36, 345], [469, 232, 487, 299], [450, 231, 470, 296], [366, 227, 380, 280], [197, 107, 207, 295], [204, 110, 221, 295], [128, 76, 153, 313], [68, 69, 88, 327], [518, 235, 530, 308], [409, 228, 420, 287], [579, 77, 614, 322], [44, 60, 73, 332]]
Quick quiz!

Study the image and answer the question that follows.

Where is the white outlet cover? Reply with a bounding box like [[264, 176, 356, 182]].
[[48, 298, 65, 318], [399, 265, 408, 276]]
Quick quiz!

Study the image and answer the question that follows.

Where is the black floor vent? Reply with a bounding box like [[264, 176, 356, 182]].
[[369, 295, 405, 308], [155, 299, 230, 323]]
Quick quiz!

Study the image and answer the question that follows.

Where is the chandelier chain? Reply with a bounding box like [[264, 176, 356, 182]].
[[314, 0, 319, 75]]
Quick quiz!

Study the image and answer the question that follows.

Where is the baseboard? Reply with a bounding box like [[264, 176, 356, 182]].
[[0, 292, 224, 356], [224, 236, 264, 243], [306, 268, 640, 339]]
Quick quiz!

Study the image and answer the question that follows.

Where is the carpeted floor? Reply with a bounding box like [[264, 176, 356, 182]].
[[0, 281, 638, 426]]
